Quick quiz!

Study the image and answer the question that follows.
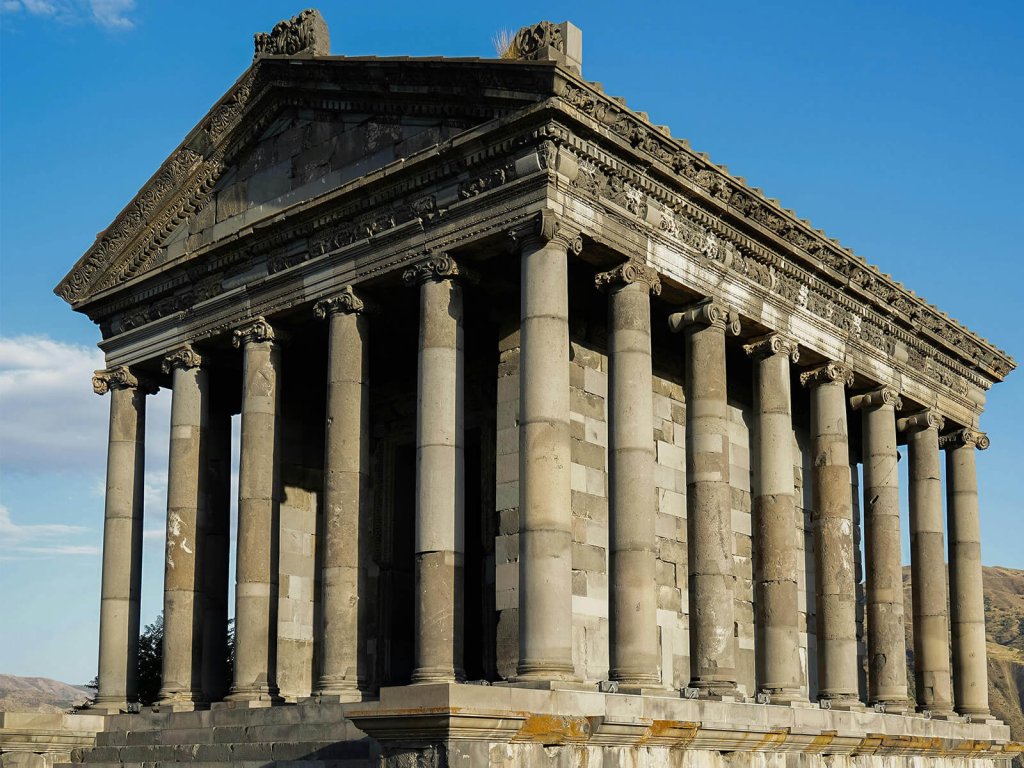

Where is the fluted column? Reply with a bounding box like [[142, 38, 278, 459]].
[[942, 428, 991, 720], [899, 410, 953, 715], [801, 362, 860, 708], [314, 287, 373, 698], [516, 213, 580, 682], [227, 317, 284, 705], [668, 297, 741, 698], [405, 256, 466, 684], [157, 345, 209, 710], [91, 366, 153, 713], [745, 334, 805, 703], [597, 261, 662, 689], [851, 386, 908, 711]]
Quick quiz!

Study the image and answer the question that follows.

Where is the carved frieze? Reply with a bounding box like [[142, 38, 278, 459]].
[[557, 80, 1014, 383]]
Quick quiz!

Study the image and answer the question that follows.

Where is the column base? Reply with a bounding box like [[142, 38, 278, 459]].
[[513, 660, 578, 684], [223, 686, 284, 708], [153, 690, 207, 712], [956, 708, 997, 723], [410, 667, 466, 685], [870, 698, 910, 714], [817, 695, 865, 711], [917, 707, 959, 721], [755, 688, 808, 706], [87, 697, 132, 715], [685, 679, 740, 700]]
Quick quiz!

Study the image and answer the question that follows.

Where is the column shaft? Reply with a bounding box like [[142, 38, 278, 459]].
[[854, 387, 908, 710], [670, 299, 739, 697], [228, 319, 283, 704], [904, 413, 953, 714], [803, 363, 860, 706], [945, 429, 991, 718], [747, 336, 804, 702], [517, 228, 576, 681], [315, 288, 371, 697], [158, 348, 209, 709], [406, 260, 465, 684], [600, 264, 661, 688], [92, 369, 148, 712]]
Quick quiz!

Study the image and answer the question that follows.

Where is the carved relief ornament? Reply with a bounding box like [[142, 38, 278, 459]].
[[850, 386, 903, 411], [510, 21, 565, 60], [743, 333, 800, 363], [253, 9, 330, 60], [402, 254, 466, 286], [314, 286, 373, 319], [897, 410, 946, 433], [92, 366, 157, 395], [799, 361, 854, 389], [939, 428, 991, 451], [161, 344, 203, 374], [667, 298, 741, 336], [594, 261, 662, 296], [232, 317, 279, 347]]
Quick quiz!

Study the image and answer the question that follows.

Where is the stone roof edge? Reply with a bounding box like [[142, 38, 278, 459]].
[[548, 70, 1016, 381], [53, 56, 559, 310]]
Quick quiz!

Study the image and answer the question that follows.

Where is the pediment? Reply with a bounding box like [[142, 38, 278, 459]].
[[55, 56, 559, 308]]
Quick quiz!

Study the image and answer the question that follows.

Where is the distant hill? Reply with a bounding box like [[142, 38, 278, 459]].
[[903, 565, 1024, 767], [0, 674, 91, 713]]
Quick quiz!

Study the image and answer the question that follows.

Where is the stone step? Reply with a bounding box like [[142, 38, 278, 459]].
[[71, 738, 371, 764], [60, 761, 368, 768]]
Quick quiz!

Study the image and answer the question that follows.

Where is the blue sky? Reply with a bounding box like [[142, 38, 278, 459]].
[[1, 1, 1021, 685]]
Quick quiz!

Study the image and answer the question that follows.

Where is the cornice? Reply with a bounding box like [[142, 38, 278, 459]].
[[551, 72, 1015, 384]]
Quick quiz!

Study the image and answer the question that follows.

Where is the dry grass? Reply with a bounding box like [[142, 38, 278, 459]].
[[492, 28, 519, 59]]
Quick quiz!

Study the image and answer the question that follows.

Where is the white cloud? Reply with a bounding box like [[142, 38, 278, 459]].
[[0, 504, 99, 558], [1, 0, 136, 29], [89, 0, 133, 29]]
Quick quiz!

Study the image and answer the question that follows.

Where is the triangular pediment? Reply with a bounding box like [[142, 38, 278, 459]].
[[55, 56, 559, 308]]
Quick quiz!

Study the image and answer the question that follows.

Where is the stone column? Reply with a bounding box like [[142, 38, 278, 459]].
[[157, 345, 209, 710], [942, 428, 991, 720], [668, 297, 741, 698], [800, 362, 860, 708], [516, 214, 581, 682], [91, 366, 153, 713], [597, 261, 662, 690], [227, 317, 284, 705], [314, 287, 372, 699], [899, 410, 953, 715], [851, 386, 908, 711], [403, 255, 466, 684], [744, 334, 805, 703]]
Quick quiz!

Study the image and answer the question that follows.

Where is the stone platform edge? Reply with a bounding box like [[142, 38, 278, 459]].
[[345, 684, 1023, 759]]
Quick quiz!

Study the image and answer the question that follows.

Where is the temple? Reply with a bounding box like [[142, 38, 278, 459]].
[[49, 11, 1021, 767]]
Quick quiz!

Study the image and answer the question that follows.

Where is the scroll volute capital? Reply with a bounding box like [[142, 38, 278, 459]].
[[743, 333, 800, 363], [897, 409, 946, 434], [92, 365, 158, 396], [668, 297, 741, 336], [232, 316, 282, 348], [799, 361, 854, 389], [850, 386, 903, 411], [594, 260, 662, 296], [512, 211, 583, 255], [939, 428, 990, 451], [314, 286, 375, 319]]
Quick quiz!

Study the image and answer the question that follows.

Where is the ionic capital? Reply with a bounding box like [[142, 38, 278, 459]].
[[743, 333, 799, 363], [799, 361, 854, 389], [897, 409, 946, 433], [850, 386, 903, 411], [232, 316, 281, 348], [667, 297, 741, 336], [939, 428, 990, 451], [314, 286, 375, 319], [161, 344, 203, 375], [92, 366, 157, 396], [402, 253, 473, 286], [513, 210, 583, 255], [594, 260, 662, 296]]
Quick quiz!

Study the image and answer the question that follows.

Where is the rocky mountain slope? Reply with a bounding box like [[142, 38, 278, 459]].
[[0, 674, 91, 713]]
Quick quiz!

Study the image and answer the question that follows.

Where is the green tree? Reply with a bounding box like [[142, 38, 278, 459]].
[[136, 613, 163, 706]]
